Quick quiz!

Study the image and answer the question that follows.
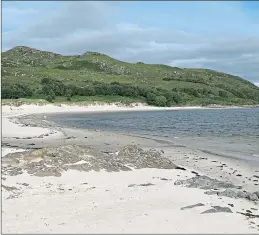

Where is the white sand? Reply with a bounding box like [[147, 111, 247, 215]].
[[2, 103, 259, 233], [3, 169, 258, 234], [2, 103, 205, 118], [2, 117, 62, 139]]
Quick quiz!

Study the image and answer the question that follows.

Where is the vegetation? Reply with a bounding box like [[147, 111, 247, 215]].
[[2, 46, 259, 106]]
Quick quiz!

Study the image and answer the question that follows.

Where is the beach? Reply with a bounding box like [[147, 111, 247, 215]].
[[2, 103, 259, 233]]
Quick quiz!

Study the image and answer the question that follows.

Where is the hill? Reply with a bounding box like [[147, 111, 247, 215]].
[[2, 46, 259, 106]]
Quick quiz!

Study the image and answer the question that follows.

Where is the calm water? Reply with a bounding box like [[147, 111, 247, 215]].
[[49, 108, 259, 164]]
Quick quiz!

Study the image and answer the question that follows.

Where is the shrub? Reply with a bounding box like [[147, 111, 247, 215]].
[[2, 84, 33, 99], [154, 95, 167, 106], [46, 93, 55, 102], [146, 92, 157, 104], [219, 90, 228, 98]]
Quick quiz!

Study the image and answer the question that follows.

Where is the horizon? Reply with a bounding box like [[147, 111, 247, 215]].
[[2, 1, 259, 86]]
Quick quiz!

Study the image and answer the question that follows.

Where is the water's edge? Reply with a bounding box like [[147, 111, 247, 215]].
[[44, 108, 259, 165]]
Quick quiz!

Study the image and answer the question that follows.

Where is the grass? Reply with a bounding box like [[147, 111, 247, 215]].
[[2, 46, 259, 106]]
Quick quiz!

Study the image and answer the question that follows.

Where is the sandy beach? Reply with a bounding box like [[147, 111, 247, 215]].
[[2, 103, 259, 233]]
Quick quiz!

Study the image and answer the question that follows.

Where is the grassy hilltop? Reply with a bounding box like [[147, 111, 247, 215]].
[[2, 46, 259, 106]]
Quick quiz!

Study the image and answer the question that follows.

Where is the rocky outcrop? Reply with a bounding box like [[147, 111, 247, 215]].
[[201, 206, 233, 214], [205, 188, 259, 202], [174, 175, 237, 190], [175, 175, 259, 202], [181, 203, 205, 210], [2, 145, 177, 177]]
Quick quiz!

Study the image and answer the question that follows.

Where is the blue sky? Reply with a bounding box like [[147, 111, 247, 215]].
[[2, 1, 259, 85]]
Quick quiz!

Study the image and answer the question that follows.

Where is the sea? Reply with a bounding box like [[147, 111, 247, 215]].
[[48, 108, 259, 164]]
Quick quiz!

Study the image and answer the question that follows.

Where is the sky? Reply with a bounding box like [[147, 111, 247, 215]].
[[2, 1, 259, 86]]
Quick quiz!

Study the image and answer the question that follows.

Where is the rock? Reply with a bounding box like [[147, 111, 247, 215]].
[[2, 185, 19, 191], [174, 175, 236, 190], [3, 167, 23, 176], [210, 189, 259, 202], [2, 145, 177, 177], [160, 178, 169, 181], [217, 189, 242, 198], [201, 206, 232, 214], [181, 176, 258, 202], [204, 190, 218, 195], [228, 203, 234, 207], [201, 208, 218, 214], [181, 203, 205, 210], [237, 212, 259, 218], [191, 171, 199, 176], [175, 166, 186, 171], [118, 145, 177, 170], [128, 183, 155, 187], [139, 183, 155, 187], [247, 193, 258, 201]]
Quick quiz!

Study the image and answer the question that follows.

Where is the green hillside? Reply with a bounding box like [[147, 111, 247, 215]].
[[2, 46, 259, 106]]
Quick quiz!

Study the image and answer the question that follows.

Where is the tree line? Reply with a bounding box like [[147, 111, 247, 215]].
[[39, 78, 183, 106], [2, 77, 259, 106]]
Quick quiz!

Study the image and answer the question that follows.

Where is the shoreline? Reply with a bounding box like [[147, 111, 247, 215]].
[[2, 101, 258, 115], [2, 103, 259, 189], [2, 103, 259, 233], [0, 102, 247, 150], [3, 103, 259, 167]]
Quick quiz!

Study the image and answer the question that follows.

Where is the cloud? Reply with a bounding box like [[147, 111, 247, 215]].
[[3, 2, 115, 42], [24, 2, 115, 38], [2, 6, 39, 31], [2, 1, 259, 83]]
